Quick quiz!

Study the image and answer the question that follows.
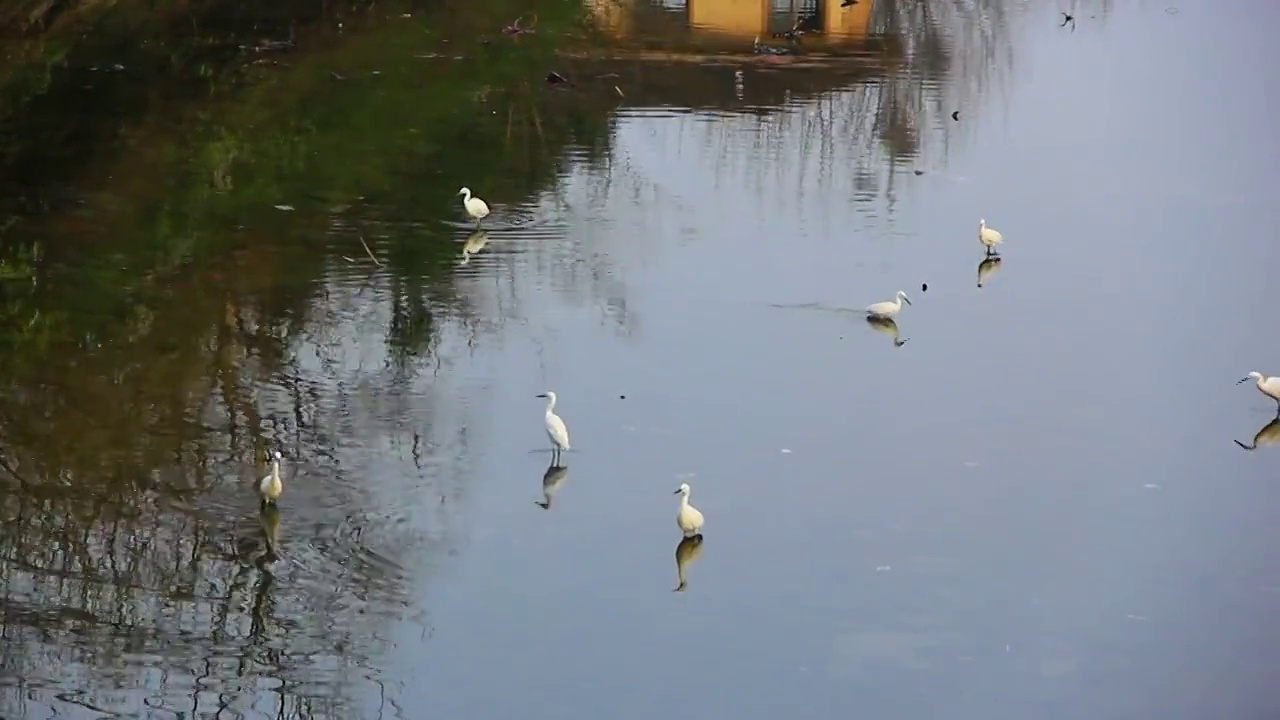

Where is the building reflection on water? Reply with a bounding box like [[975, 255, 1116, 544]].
[[587, 0, 875, 47]]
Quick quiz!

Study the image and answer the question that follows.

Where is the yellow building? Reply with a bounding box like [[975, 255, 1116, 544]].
[[587, 0, 874, 45]]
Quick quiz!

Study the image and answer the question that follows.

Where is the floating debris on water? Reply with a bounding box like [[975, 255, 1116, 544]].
[[274, 204, 294, 211]]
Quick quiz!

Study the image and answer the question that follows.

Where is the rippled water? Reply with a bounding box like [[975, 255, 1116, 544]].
[[3, 0, 1279, 718]]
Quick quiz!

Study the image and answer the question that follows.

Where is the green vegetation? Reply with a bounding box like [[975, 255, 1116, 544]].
[[0, 4, 617, 704], [0, 0, 614, 369]]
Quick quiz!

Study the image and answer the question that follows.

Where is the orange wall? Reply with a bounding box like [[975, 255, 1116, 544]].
[[821, 0, 872, 37], [594, 0, 874, 41], [688, 0, 766, 37], [586, 0, 633, 37]]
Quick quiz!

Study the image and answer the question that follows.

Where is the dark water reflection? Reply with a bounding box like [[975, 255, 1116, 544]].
[[2, 0, 1279, 718]]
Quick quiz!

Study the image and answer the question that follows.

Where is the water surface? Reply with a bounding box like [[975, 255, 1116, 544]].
[[2, 1, 1278, 719]]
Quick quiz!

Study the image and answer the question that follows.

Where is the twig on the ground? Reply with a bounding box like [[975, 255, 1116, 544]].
[[359, 236, 382, 266]]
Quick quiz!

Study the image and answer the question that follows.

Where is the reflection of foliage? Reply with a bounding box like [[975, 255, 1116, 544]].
[[861, 0, 1109, 164], [0, 240, 44, 355], [580, 0, 1110, 209], [0, 0, 625, 717]]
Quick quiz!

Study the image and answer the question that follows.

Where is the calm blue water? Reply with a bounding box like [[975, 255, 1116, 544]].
[[4, 1, 1279, 718], [392, 3, 1280, 719]]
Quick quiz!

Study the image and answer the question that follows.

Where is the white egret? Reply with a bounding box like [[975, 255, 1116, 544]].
[[865, 290, 912, 319], [535, 391, 570, 463], [979, 218, 1003, 255], [673, 482, 705, 538], [260, 450, 283, 505], [1238, 371, 1280, 414], [457, 187, 491, 227]]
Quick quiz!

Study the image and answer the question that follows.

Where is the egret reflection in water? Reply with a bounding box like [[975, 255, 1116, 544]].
[[536, 461, 569, 510], [977, 256, 1003, 288], [459, 228, 490, 265], [673, 534, 704, 592], [259, 503, 281, 560], [865, 316, 908, 347], [1234, 417, 1280, 451]]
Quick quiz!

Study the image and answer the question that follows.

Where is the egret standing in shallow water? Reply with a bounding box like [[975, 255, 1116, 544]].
[[536, 391, 570, 464], [865, 290, 912, 319], [260, 450, 283, 506], [1238, 371, 1280, 414], [674, 482, 705, 538], [457, 187, 490, 228], [979, 218, 1004, 255]]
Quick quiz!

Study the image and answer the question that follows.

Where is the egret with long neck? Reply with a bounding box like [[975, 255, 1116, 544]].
[[535, 391, 570, 464], [865, 290, 912, 320], [979, 218, 1003, 255], [1238, 371, 1280, 415], [260, 450, 283, 506], [457, 187, 491, 228], [673, 482, 705, 538]]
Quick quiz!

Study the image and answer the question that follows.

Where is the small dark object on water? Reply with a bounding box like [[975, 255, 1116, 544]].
[[502, 13, 538, 36], [244, 39, 295, 53], [913, 169, 924, 176], [620, 394, 626, 399], [1060, 12, 1076, 30], [771, 18, 805, 41], [753, 36, 794, 55], [951, 110, 960, 121], [546, 71, 571, 86], [841, 0, 859, 5], [921, 283, 928, 292]]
